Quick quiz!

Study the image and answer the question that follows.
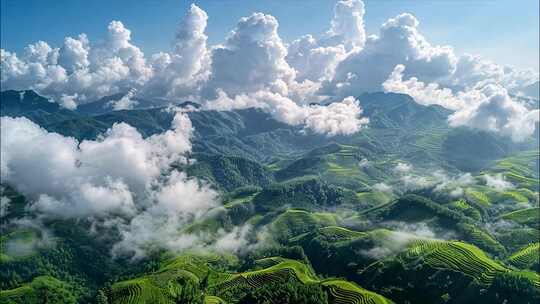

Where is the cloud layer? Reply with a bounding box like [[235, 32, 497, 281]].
[[1, 1, 538, 139], [0, 112, 265, 258]]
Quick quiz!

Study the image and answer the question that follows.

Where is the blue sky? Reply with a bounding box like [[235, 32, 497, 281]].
[[1, 0, 538, 70]]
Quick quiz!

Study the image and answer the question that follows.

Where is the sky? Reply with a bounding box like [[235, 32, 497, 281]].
[[1, 0, 539, 140], [1, 0, 538, 70]]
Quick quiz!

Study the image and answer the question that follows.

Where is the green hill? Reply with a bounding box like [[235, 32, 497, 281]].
[[185, 153, 275, 191], [0, 276, 76, 304]]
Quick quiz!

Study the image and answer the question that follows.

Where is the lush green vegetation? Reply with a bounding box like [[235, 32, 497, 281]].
[[0, 276, 76, 304], [508, 243, 540, 271], [1, 89, 539, 303]]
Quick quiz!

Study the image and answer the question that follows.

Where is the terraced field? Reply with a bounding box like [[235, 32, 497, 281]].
[[223, 195, 256, 208], [356, 191, 392, 206], [508, 243, 540, 270], [449, 199, 482, 220], [498, 208, 540, 227], [317, 226, 368, 241], [409, 127, 448, 151], [290, 226, 368, 246], [110, 253, 234, 304], [211, 258, 318, 293], [499, 190, 531, 203], [485, 150, 539, 190], [465, 189, 491, 206], [204, 295, 226, 304], [209, 258, 393, 304], [458, 223, 506, 255], [111, 277, 171, 304], [271, 209, 338, 240], [405, 240, 508, 285], [275, 144, 390, 189], [322, 279, 394, 304]]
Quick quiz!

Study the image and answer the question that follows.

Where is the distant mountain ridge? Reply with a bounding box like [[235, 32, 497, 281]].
[[1, 89, 535, 171]]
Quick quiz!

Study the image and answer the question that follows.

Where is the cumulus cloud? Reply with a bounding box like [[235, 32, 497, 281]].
[[205, 91, 368, 136], [1, 111, 271, 258], [383, 64, 465, 110], [201, 12, 295, 99], [1, 21, 152, 107], [286, 36, 347, 82], [1, 112, 193, 218], [449, 54, 538, 93], [286, 0, 365, 82], [141, 4, 210, 99], [59, 94, 79, 110], [327, 0, 366, 50], [2, 1, 536, 141], [110, 171, 219, 259], [384, 64, 539, 141], [322, 12, 456, 97], [108, 89, 138, 110], [448, 84, 539, 142]]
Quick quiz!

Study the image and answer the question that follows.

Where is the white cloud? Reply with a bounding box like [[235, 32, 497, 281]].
[[432, 172, 474, 197], [401, 174, 431, 190], [3, 217, 56, 257], [59, 94, 79, 110], [394, 169, 475, 194], [303, 97, 368, 135], [1, 111, 192, 218], [214, 224, 252, 253], [141, 4, 210, 99], [361, 222, 451, 259], [383, 64, 465, 110], [108, 89, 138, 111], [2, 1, 536, 141], [58, 34, 90, 72], [322, 13, 457, 97], [383, 64, 539, 141], [448, 84, 539, 142], [372, 182, 392, 193], [111, 171, 219, 259], [483, 173, 514, 191], [1, 111, 271, 258], [286, 0, 365, 82], [286, 36, 347, 82], [201, 12, 295, 99], [327, 0, 366, 50], [394, 162, 412, 174], [205, 91, 368, 136], [449, 54, 538, 92], [1, 21, 152, 106]]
